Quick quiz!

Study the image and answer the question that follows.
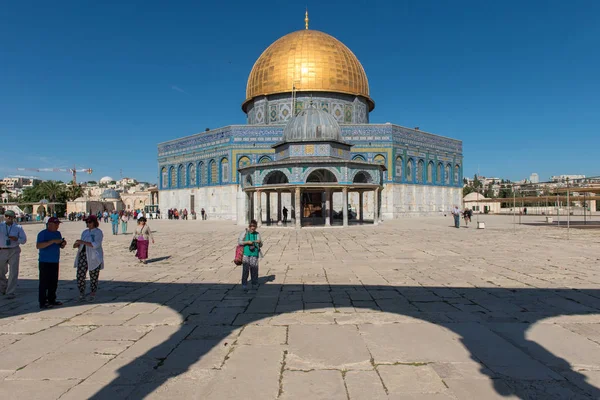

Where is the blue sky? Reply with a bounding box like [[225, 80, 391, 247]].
[[1, 0, 598, 184]]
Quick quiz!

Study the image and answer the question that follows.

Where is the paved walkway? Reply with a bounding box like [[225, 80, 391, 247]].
[[1, 216, 600, 399]]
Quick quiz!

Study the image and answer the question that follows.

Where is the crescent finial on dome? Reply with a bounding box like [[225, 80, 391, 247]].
[[305, 8, 309, 30]]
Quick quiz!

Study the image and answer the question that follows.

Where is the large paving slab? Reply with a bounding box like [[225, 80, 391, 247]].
[[0, 216, 599, 398]]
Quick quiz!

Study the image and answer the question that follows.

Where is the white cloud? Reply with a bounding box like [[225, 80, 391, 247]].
[[171, 85, 188, 94]]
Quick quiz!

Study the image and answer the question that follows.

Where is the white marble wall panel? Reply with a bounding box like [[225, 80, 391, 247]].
[[159, 185, 238, 221], [381, 184, 462, 218]]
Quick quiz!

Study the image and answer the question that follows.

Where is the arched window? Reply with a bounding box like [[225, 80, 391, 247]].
[[373, 154, 386, 165], [454, 164, 460, 184], [161, 167, 168, 189], [395, 156, 403, 181], [188, 163, 196, 186], [352, 155, 366, 162], [306, 169, 337, 183], [353, 171, 372, 184], [169, 166, 176, 188], [197, 162, 204, 186], [427, 161, 433, 183], [445, 164, 451, 184], [209, 160, 217, 184], [264, 171, 289, 185], [177, 164, 185, 188], [221, 158, 229, 183], [238, 156, 251, 169], [259, 156, 272, 164], [406, 159, 413, 182], [436, 163, 442, 184], [416, 160, 424, 183]]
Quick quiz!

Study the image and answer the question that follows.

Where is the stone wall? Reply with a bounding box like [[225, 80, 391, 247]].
[[159, 185, 238, 220], [159, 183, 461, 223], [381, 184, 462, 218]]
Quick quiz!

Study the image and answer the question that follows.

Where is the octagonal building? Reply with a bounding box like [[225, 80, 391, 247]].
[[157, 18, 463, 227]]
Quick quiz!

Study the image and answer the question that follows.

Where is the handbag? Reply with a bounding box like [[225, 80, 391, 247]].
[[129, 237, 138, 252], [233, 230, 248, 265]]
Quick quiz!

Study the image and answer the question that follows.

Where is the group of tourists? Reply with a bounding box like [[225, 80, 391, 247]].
[[1, 205, 267, 310], [0, 209, 157, 310], [166, 208, 207, 220]]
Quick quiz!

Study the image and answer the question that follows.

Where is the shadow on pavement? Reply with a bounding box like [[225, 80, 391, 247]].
[[1, 279, 599, 399]]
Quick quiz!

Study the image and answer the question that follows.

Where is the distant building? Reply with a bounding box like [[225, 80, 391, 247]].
[[463, 192, 500, 214], [1, 177, 40, 189], [551, 175, 585, 183], [529, 173, 539, 184], [118, 177, 137, 186]]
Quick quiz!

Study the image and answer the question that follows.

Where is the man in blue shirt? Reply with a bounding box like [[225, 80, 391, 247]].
[[110, 211, 120, 235], [36, 217, 67, 309]]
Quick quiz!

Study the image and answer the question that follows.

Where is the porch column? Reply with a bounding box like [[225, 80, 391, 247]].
[[266, 192, 271, 224], [373, 188, 379, 225], [291, 189, 296, 225], [246, 192, 252, 225], [359, 191, 364, 222], [257, 190, 263, 227], [325, 189, 331, 226], [329, 190, 334, 224], [277, 191, 282, 222], [342, 187, 349, 227], [295, 187, 301, 229]]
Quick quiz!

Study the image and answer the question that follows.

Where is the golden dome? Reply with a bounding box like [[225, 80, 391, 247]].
[[243, 29, 374, 112]]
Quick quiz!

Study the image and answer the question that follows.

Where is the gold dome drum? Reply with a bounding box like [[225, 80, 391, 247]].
[[243, 29, 374, 112]]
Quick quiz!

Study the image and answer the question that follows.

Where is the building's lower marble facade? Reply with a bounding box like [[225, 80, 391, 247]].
[[158, 183, 462, 224], [159, 185, 239, 220]]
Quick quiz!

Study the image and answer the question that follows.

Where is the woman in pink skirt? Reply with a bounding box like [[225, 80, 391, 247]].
[[133, 217, 154, 264]]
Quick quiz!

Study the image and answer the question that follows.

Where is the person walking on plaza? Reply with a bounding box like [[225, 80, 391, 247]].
[[451, 205, 461, 228], [121, 212, 129, 234], [0, 210, 27, 299], [464, 208, 473, 227], [36, 217, 66, 309], [110, 210, 119, 235], [73, 215, 104, 302], [201, 208, 206, 220], [282, 206, 288, 223], [238, 219, 263, 291], [133, 217, 154, 264]]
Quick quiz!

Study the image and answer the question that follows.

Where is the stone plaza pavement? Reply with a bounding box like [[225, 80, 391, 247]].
[[1, 216, 600, 399]]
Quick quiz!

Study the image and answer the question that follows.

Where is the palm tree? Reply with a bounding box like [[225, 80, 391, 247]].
[[38, 181, 65, 203], [66, 185, 84, 201]]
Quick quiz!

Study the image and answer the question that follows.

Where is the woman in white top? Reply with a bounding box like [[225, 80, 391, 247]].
[[121, 212, 129, 234], [73, 215, 104, 301]]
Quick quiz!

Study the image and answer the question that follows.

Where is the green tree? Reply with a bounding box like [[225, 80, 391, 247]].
[[20, 181, 45, 203], [463, 186, 475, 196], [66, 185, 84, 201], [39, 181, 65, 203]]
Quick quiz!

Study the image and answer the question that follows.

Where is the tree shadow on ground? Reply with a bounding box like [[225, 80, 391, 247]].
[[1, 280, 600, 399]]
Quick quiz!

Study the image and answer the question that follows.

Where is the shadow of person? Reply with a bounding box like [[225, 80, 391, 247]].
[[1, 281, 599, 399], [144, 256, 172, 264]]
